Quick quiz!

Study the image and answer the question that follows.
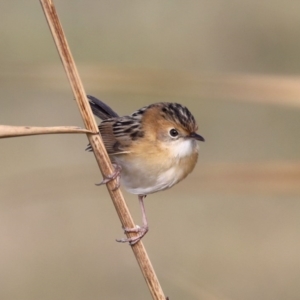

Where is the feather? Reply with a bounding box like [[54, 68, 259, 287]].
[[87, 95, 119, 120], [99, 116, 143, 155]]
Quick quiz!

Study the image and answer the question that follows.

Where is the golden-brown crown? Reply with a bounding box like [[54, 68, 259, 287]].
[[133, 102, 198, 134]]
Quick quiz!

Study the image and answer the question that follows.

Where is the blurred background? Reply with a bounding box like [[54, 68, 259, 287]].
[[1, 1, 300, 299]]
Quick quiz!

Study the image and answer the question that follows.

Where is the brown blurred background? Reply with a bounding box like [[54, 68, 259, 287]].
[[1, 1, 300, 299]]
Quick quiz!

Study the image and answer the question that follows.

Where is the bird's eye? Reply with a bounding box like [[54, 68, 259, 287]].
[[169, 128, 179, 138]]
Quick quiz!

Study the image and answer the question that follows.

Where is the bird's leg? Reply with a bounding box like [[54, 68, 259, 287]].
[[116, 194, 149, 245], [95, 163, 121, 190]]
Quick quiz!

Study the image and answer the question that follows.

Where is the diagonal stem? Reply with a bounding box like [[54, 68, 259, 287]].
[[39, 1, 167, 299]]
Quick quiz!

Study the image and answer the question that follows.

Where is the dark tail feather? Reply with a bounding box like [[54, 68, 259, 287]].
[[86, 95, 118, 152], [87, 95, 119, 120]]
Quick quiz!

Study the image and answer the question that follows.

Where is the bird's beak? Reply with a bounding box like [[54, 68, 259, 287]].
[[189, 132, 205, 142]]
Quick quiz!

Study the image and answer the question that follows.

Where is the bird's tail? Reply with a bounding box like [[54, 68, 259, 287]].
[[87, 95, 119, 120], [85, 95, 118, 152]]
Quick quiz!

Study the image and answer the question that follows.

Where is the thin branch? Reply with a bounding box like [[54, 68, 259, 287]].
[[39, 1, 166, 300], [0, 125, 92, 138]]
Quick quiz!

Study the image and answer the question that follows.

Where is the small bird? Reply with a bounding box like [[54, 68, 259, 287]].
[[87, 95, 205, 244]]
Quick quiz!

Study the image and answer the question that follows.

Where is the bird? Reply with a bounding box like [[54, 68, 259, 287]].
[[87, 95, 205, 244]]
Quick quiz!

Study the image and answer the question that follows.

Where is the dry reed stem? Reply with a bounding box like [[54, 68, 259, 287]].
[[39, 1, 166, 299], [0, 125, 91, 138]]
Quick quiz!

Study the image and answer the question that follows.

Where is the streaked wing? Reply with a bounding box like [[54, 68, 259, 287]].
[[99, 116, 144, 155], [86, 99, 147, 154], [99, 118, 131, 155]]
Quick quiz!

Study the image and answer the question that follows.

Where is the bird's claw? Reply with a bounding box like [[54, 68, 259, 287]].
[[95, 164, 121, 190], [116, 225, 149, 245]]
